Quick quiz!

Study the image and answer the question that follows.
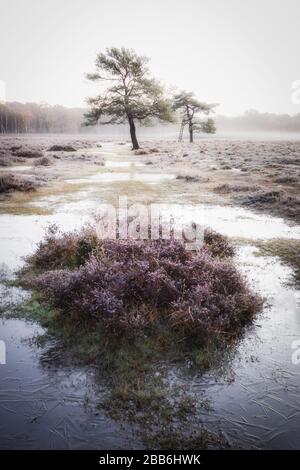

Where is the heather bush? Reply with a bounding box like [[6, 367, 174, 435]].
[[29, 224, 98, 270], [33, 156, 52, 166], [29, 224, 234, 272], [0, 173, 37, 193], [47, 145, 76, 152], [15, 150, 43, 158], [213, 183, 258, 194], [203, 229, 234, 258], [24, 225, 262, 341]]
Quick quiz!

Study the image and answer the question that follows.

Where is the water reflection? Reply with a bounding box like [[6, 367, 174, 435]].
[[0, 318, 137, 449]]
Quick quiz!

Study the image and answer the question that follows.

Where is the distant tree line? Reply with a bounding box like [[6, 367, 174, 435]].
[[216, 109, 300, 133], [1, 102, 300, 136], [0, 102, 84, 134]]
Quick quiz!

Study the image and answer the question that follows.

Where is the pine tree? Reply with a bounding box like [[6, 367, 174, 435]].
[[173, 91, 216, 142], [85, 48, 173, 149]]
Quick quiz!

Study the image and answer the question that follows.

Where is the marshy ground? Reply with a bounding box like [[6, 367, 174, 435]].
[[0, 134, 300, 449]]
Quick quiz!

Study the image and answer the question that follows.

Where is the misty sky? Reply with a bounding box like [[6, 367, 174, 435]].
[[1, 0, 299, 115]]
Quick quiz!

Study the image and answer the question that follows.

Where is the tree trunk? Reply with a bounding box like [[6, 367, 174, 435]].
[[128, 117, 139, 150], [186, 106, 193, 143], [188, 120, 193, 143]]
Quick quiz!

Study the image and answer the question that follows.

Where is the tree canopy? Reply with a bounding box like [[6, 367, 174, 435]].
[[85, 47, 173, 149], [200, 117, 216, 134]]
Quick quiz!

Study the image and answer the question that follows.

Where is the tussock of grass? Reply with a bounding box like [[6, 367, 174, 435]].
[[15, 150, 43, 158], [240, 190, 300, 221], [33, 156, 53, 166], [47, 145, 76, 152], [213, 183, 258, 194], [274, 176, 298, 185], [0, 173, 37, 193]]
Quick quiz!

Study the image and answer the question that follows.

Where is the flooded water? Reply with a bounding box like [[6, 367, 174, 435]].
[[104, 160, 145, 168], [0, 142, 300, 449], [0, 318, 136, 450], [66, 171, 175, 185], [174, 205, 300, 240], [0, 166, 32, 172], [185, 246, 300, 449]]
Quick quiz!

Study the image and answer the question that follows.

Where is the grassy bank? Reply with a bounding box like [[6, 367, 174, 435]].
[[255, 239, 300, 287]]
